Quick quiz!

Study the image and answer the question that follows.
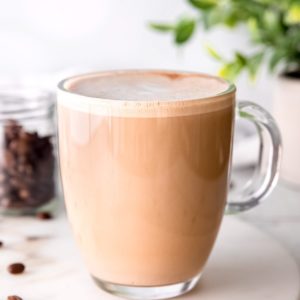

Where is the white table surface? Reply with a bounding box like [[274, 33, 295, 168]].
[[0, 214, 299, 300], [0, 179, 299, 300], [240, 180, 300, 271]]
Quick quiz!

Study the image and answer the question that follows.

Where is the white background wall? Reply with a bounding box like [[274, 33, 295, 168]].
[[0, 0, 274, 107]]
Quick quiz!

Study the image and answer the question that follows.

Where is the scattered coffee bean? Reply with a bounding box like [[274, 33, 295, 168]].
[[229, 181, 235, 189], [7, 296, 23, 300], [36, 211, 53, 220], [0, 240, 3, 247], [7, 263, 25, 274], [26, 235, 50, 241]]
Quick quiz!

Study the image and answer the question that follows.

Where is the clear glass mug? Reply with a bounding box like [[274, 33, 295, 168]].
[[57, 70, 281, 300]]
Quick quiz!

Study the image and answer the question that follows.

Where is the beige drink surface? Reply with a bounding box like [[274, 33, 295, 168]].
[[58, 71, 235, 286]]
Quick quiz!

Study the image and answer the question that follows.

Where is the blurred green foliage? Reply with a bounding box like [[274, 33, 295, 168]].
[[150, 0, 300, 81]]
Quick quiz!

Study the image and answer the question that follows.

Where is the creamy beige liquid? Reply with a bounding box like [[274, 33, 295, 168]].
[[57, 71, 235, 286]]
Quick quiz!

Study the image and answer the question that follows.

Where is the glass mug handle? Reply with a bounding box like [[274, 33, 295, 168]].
[[226, 101, 282, 214]]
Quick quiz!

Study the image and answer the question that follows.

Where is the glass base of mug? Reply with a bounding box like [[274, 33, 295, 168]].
[[92, 273, 202, 300]]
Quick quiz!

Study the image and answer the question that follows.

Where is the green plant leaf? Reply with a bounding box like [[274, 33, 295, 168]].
[[149, 0, 300, 79], [205, 44, 223, 61], [224, 11, 240, 28], [263, 11, 279, 29], [220, 53, 247, 81], [285, 3, 300, 24], [188, 0, 218, 10], [201, 9, 224, 29], [219, 62, 244, 81], [175, 18, 196, 44], [235, 52, 247, 66], [247, 18, 261, 42], [269, 50, 286, 72], [247, 52, 264, 80], [239, 110, 255, 120], [149, 23, 175, 32], [247, 18, 258, 33]]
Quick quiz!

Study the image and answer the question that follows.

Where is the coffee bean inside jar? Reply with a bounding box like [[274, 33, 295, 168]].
[[0, 88, 57, 215]]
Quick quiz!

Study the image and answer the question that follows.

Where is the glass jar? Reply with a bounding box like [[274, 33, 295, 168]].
[[0, 87, 57, 215]]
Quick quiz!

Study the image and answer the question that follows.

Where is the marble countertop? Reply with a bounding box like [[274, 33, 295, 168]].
[[239, 180, 300, 270], [0, 179, 299, 299]]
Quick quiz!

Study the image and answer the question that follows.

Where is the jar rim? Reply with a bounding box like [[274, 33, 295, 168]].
[[0, 86, 54, 122]]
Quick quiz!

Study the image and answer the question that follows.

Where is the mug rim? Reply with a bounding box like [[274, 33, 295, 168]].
[[57, 70, 236, 118], [58, 69, 236, 102]]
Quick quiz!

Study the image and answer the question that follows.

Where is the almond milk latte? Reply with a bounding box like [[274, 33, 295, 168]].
[[58, 70, 236, 297]]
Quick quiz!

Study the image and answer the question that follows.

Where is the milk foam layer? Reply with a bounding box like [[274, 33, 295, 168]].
[[66, 71, 229, 101], [59, 71, 234, 117]]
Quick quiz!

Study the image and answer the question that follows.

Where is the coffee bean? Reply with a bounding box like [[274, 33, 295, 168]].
[[19, 189, 30, 199], [26, 235, 42, 241], [0, 120, 55, 211], [7, 295, 23, 300], [10, 177, 21, 188], [18, 155, 27, 164], [36, 211, 53, 220], [0, 186, 5, 198], [0, 240, 3, 247], [7, 263, 25, 274], [19, 131, 38, 144], [4, 151, 16, 168], [17, 164, 26, 174], [24, 165, 33, 175], [5, 120, 20, 141], [17, 140, 29, 155], [0, 173, 5, 183], [1, 197, 13, 208], [26, 235, 50, 241], [9, 140, 19, 152], [5, 119, 18, 127]]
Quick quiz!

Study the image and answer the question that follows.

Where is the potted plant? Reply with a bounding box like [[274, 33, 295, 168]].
[[150, 0, 300, 186]]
